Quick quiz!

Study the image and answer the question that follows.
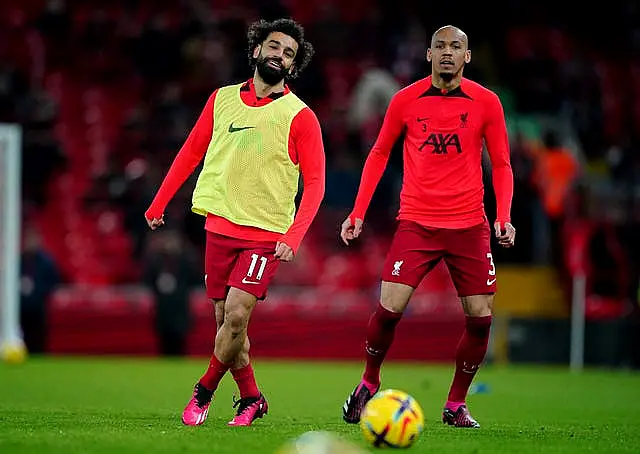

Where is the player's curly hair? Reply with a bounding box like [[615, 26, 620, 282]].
[[247, 18, 314, 80]]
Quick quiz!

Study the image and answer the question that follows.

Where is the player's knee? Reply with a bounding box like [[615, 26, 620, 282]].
[[223, 306, 250, 336], [371, 302, 404, 329], [223, 289, 256, 335], [379, 299, 406, 314], [461, 294, 493, 317], [380, 282, 414, 313]]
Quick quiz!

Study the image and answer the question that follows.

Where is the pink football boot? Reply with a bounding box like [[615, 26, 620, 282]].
[[227, 394, 268, 426], [182, 383, 213, 426]]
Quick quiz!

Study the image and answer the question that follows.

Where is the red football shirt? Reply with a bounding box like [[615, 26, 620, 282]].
[[351, 76, 513, 229]]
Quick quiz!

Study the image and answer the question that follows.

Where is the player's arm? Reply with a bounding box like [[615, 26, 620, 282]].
[[275, 107, 326, 261], [341, 92, 405, 244], [144, 91, 217, 229], [484, 93, 515, 247]]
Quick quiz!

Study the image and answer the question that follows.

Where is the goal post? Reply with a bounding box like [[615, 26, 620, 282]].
[[0, 123, 26, 363]]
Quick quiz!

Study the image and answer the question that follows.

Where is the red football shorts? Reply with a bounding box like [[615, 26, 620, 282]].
[[381, 219, 497, 297], [204, 231, 280, 300]]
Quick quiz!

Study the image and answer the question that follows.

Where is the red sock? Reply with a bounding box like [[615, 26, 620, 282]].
[[362, 303, 403, 386], [231, 363, 260, 399], [447, 315, 492, 404], [199, 355, 231, 391]]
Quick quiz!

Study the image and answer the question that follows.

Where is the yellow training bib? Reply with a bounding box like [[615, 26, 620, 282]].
[[192, 83, 306, 233]]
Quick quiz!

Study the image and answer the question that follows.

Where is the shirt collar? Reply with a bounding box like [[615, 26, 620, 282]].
[[241, 78, 290, 101], [418, 77, 472, 99]]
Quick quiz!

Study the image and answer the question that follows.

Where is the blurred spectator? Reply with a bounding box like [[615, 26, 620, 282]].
[[22, 126, 66, 206], [505, 131, 536, 263], [532, 131, 579, 220], [20, 87, 66, 206], [20, 226, 60, 354], [531, 130, 579, 264], [347, 60, 400, 138], [143, 229, 200, 356], [112, 159, 155, 261]]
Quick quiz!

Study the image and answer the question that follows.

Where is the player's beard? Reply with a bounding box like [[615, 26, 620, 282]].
[[439, 62, 464, 82], [256, 55, 289, 86], [440, 72, 455, 82]]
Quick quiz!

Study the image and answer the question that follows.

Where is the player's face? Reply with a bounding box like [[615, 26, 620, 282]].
[[253, 32, 298, 85], [427, 29, 470, 80]]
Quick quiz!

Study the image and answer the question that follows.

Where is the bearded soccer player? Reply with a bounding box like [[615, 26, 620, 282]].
[[341, 26, 515, 428], [145, 18, 325, 427]]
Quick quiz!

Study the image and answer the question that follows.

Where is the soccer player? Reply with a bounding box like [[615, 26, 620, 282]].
[[145, 18, 324, 427], [341, 25, 515, 428]]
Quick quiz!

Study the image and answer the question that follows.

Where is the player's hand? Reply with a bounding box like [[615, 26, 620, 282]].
[[146, 214, 165, 230], [274, 241, 294, 262], [340, 216, 364, 245], [494, 221, 515, 248]]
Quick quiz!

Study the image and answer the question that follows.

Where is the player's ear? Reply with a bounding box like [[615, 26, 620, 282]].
[[253, 45, 261, 60], [426, 48, 432, 62], [464, 50, 471, 64]]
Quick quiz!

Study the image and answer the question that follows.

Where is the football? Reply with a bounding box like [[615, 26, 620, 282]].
[[359, 389, 424, 449], [0, 341, 27, 364]]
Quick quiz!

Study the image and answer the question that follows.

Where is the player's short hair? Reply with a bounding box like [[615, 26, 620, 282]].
[[431, 25, 468, 48], [247, 18, 314, 80]]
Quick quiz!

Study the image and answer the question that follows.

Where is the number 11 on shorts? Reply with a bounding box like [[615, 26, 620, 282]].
[[486, 252, 496, 286], [247, 253, 267, 281]]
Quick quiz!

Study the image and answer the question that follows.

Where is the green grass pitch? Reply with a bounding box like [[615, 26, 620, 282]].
[[1, 357, 639, 453]]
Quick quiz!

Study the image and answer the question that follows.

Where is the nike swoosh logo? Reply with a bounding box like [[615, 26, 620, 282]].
[[417, 117, 429, 122], [228, 124, 255, 133], [366, 346, 383, 356], [241, 278, 260, 285], [487, 278, 496, 286]]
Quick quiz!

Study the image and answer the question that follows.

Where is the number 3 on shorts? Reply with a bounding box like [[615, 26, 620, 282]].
[[247, 253, 267, 281], [486, 253, 496, 285]]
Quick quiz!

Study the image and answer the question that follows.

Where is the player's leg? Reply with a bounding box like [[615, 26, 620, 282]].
[[225, 243, 279, 426], [203, 287, 266, 427], [343, 221, 441, 423], [442, 221, 495, 428], [361, 282, 413, 391], [182, 233, 237, 426], [230, 337, 260, 399], [195, 299, 258, 411], [442, 294, 492, 428], [213, 287, 258, 368], [195, 299, 231, 392], [213, 288, 263, 425], [214, 296, 260, 400]]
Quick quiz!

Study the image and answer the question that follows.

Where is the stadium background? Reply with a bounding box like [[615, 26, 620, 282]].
[[3, 0, 639, 367]]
